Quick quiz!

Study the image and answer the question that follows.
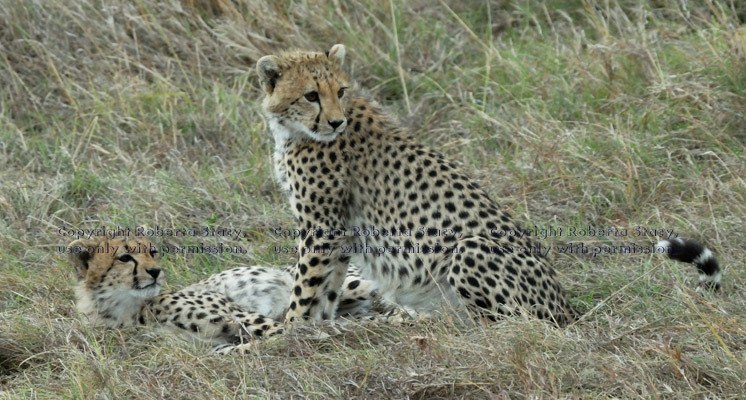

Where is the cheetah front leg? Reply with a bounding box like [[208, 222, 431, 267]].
[[335, 263, 381, 317], [283, 151, 353, 323], [286, 234, 351, 323], [210, 313, 285, 355], [147, 290, 284, 345]]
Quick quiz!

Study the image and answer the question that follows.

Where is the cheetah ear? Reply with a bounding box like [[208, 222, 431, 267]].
[[256, 55, 282, 94], [68, 239, 97, 280], [327, 44, 346, 66]]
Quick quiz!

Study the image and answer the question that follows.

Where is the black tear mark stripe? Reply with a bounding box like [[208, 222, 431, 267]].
[[132, 263, 138, 288], [315, 101, 323, 124]]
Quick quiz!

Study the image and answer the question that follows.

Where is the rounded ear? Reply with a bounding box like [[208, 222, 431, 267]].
[[68, 239, 98, 280], [256, 55, 281, 94], [327, 44, 346, 65]]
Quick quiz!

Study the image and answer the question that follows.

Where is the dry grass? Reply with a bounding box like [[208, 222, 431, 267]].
[[1, 0, 745, 398]]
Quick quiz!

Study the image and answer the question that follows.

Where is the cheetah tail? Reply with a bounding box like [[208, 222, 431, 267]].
[[655, 238, 722, 291]]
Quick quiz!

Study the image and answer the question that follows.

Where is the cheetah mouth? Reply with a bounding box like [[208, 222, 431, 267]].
[[135, 281, 161, 290], [307, 128, 343, 142], [312, 124, 346, 136]]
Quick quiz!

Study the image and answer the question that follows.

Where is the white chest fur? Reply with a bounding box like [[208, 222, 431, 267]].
[[268, 117, 296, 196]]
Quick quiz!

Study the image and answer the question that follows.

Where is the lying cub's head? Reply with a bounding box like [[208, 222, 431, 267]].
[[257, 44, 350, 142], [68, 234, 163, 327]]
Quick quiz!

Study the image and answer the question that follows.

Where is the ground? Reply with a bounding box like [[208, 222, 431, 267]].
[[1, 0, 745, 399]]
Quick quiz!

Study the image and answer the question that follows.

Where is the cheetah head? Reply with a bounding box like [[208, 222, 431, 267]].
[[257, 44, 350, 142], [68, 235, 163, 327]]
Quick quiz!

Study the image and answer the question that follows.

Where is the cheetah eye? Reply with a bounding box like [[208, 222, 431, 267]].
[[304, 91, 319, 102], [337, 88, 346, 98], [118, 254, 134, 263]]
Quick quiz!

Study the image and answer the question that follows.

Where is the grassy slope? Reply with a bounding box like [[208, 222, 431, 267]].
[[1, 0, 745, 398]]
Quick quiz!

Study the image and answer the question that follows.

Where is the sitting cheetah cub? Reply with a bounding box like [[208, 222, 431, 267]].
[[68, 234, 384, 353], [256, 44, 722, 325]]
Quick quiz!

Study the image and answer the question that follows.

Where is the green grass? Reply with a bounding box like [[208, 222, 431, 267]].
[[1, 0, 745, 398]]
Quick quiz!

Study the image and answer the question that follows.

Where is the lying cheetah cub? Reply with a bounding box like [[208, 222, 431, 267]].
[[257, 44, 722, 325], [69, 234, 383, 353], [185, 262, 386, 321]]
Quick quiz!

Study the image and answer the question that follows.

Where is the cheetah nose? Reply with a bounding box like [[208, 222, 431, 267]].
[[329, 119, 344, 130], [146, 268, 161, 279]]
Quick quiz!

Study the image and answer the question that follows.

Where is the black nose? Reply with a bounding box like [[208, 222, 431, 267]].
[[329, 120, 344, 130], [146, 268, 161, 279]]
